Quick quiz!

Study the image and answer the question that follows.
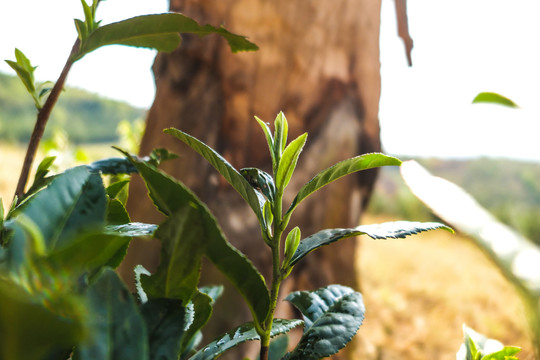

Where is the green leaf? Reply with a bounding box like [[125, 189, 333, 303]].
[[88, 157, 138, 175], [276, 133, 307, 191], [5, 49, 40, 108], [46, 231, 131, 274], [282, 226, 300, 270], [149, 147, 179, 167], [75, 269, 149, 360], [240, 167, 276, 202], [141, 208, 204, 304], [482, 347, 521, 360], [472, 92, 519, 108], [273, 112, 288, 167], [180, 290, 219, 358], [284, 285, 365, 360], [286, 153, 402, 217], [140, 298, 187, 360], [104, 222, 157, 237], [11, 166, 107, 252], [289, 221, 452, 267], [75, 13, 258, 60], [190, 319, 303, 360], [126, 155, 270, 324], [164, 128, 264, 222], [106, 179, 130, 200], [255, 116, 276, 167], [0, 277, 83, 360]]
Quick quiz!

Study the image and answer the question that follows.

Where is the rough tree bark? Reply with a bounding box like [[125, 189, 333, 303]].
[[118, 1, 406, 358]]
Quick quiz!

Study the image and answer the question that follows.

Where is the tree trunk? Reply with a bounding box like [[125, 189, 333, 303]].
[[119, 1, 383, 358]]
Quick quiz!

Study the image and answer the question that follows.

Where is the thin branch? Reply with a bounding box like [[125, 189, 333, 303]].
[[14, 39, 80, 199]]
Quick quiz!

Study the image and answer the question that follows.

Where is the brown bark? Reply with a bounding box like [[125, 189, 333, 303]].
[[119, 1, 383, 358]]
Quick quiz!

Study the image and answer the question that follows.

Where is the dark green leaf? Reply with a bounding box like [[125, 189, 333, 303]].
[[88, 157, 138, 175], [46, 231, 131, 274], [289, 221, 452, 267], [141, 208, 204, 304], [472, 92, 519, 108], [164, 128, 264, 222], [284, 285, 365, 360], [75, 269, 148, 360], [190, 319, 303, 360], [127, 156, 270, 323], [75, 13, 257, 60], [105, 222, 157, 237], [286, 153, 401, 217], [180, 290, 217, 358], [276, 133, 307, 191], [0, 277, 83, 360], [12, 166, 107, 252], [240, 167, 276, 202], [140, 298, 187, 360], [268, 335, 289, 360]]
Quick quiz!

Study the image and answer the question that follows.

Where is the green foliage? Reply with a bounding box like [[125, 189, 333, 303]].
[[74, 13, 258, 61], [4, 49, 51, 110], [284, 285, 365, 360], [457, 325, 521, 360], [190, 319, 303, 360], [1, 2, 458, 358], [472, 92, 519, 108], [166, 112, 450, 359]]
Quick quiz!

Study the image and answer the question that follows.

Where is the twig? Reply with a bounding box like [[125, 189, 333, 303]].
[[14, 39, 80, 199]]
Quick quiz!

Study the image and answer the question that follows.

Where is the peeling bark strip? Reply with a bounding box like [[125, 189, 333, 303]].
[[121, 1, 392, 359]]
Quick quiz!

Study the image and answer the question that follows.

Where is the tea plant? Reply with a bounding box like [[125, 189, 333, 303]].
[[142, 112, 452, 359], [0, 1, 456, 359]]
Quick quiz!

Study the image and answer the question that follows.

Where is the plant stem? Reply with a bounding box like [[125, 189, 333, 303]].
[[14, 39, 80, 199], [259, 190, 285, 360]]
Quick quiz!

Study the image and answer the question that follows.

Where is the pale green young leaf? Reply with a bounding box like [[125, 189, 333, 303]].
[[255, 116, 276, 167], [273, 112, 288, 165], [472, 92, 518, 108], [276, 133, 307, 191], [286, 153, 402, 217], [282, 226, 300, 270], [190, 319, 303, 360], [289, 221, 452, 267], [284, 285, 365, 360], [5, 49, 41, 108], [164, 128, 264, 222], [75, 13, 257, 60]]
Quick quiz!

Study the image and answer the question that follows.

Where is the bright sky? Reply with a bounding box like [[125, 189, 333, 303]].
[[1, 1, 539, 161]]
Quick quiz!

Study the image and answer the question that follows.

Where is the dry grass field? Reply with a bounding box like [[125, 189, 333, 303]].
[[355, 215, 535, 359], [0, 143, 536, 359]]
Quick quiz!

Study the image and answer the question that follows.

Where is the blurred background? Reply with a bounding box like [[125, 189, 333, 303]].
[[1, 0, 539, 358]]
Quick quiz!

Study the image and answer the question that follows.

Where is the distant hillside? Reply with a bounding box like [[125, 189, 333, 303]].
[[370, 157, 540, 243], [0, 72, 146, 143]]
